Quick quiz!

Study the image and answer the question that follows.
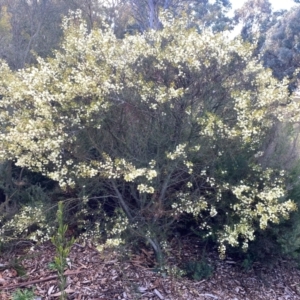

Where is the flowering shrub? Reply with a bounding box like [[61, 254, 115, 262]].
[[0, 11, 298, 259]]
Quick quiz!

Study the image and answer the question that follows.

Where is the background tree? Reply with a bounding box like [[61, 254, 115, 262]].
[[261, 4, 300, 90], [112, 0, 233, 34], [234, 0, 272, 40], [0, 4, 12, 61], [0, 0, 66, 69], [233, 0, 288, 59]]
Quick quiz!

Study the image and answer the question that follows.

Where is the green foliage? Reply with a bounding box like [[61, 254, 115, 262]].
[[117, 0, 233, 33], [51, 201, 75, 300], [225, 227, 283, 270], [11, 289, 35, 300], [0, 185, 56, 245], [273, 163, 300, 260], [231, 159, 300, 264], [240, 254, 255, 272], [262, 5, 300, 87], [223, 122, 300, 265], [9, 258, 27, 277], [183, 258, 213, 281], [0, 12, 298, 261], [278, 216, 300, 261], [0, 159, 59, 248]]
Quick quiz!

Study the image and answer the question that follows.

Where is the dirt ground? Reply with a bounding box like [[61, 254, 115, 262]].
[[1, 237, 300, 299]]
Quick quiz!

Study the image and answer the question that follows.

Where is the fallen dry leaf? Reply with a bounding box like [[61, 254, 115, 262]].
[[51, 288, 76, 297], [0, 238, 300, 300]]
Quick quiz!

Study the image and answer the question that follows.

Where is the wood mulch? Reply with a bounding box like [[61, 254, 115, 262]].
[[1, 237, 300, 299]]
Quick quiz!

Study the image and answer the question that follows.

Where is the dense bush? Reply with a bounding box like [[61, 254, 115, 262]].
[[0, 11, 299, 261]]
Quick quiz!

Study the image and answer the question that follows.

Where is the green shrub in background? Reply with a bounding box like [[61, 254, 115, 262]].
[[222, 158, 300, 267], [0, 184, 56, 245], [0, 201, 54, 245], [184, 258, 213, 281], [0, 159, 59, 250], [274, 162, 300, 262], [11, 289, 35, 300]]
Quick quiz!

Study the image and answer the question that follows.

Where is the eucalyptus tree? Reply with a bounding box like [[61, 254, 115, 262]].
[[114, 0, 233, 34], [234, 0, 272, 41], [0, 0, 70, 69], [261, 4, 300, 89], [233, 0, 289, 60]]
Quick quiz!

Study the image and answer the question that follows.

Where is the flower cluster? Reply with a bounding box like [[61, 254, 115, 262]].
[[0, 203, 55, 244], [0, 14, 298, 257]]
